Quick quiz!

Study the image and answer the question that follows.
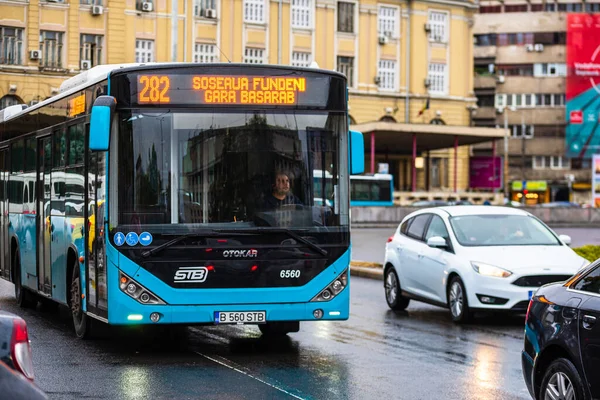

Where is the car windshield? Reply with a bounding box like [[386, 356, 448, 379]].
[[110, 109, 349, 233], [448, 214, 561, 246]]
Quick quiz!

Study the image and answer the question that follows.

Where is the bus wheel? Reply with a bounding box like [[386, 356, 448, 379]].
[[70, 264, 93, 339], [258, 322, 299, 336], [13, 251, 36, 309]]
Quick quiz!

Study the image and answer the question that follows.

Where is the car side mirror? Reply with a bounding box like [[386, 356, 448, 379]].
[[559, 234, 572, 246], [427, 236, 447, 248]]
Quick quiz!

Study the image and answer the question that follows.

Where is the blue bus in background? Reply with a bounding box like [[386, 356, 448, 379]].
[[0, 63, 364, 338], [314, 170, 394, 207]]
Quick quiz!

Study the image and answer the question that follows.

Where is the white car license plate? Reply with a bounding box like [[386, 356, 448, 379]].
[[214, 311, 266, 325]]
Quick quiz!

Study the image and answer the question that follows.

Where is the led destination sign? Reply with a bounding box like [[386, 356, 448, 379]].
[[134, 73, 331, 107]]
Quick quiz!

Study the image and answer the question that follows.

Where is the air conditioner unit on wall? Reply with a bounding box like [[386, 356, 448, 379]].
[[496, 75, 505, 83], [91, 5, 103, 15], [526, 44, 534, 52], [378, 35, 389, 45], [142, 1, 153, 12], [205, 8, 217, 18], [29, 50, 41, 60], [424, 23, 431, 32], [534, 43, 544, 52], [424, 78, 431, 87], [80, 60, 91, 70]]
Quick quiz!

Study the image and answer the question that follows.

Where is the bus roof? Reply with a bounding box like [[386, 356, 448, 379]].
[[1, 62, 346, 124]]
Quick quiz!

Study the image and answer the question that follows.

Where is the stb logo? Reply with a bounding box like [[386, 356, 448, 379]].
[[174, 267, 209, 283], [223, 249, 258, 258]]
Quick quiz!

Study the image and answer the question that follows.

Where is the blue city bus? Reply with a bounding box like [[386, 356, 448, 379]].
[[0, 63, 364, 338], [314, 171, 394, 207]]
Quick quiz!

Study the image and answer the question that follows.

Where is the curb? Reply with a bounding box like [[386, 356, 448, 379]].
[[350, 261, 383, 280]]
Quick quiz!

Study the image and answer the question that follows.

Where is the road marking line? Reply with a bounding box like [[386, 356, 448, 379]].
[[195, 351, 305, 399]]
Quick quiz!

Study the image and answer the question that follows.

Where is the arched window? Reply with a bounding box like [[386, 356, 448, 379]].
[[430, 117, 446, 125], [0, 95, 23, 110], [379, 115, 397, 123]]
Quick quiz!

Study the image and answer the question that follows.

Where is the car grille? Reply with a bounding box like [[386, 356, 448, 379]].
[[512, 275, 572, 287]]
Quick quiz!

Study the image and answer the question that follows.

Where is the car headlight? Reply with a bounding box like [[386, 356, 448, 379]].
[[471, 262, 513, 278]]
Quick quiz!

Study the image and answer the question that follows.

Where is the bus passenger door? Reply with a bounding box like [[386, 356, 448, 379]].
[[37, 137, 52, 295], [0, 149, 8, 280]]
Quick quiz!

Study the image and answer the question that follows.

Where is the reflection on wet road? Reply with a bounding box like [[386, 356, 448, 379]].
[[0, 277, 530, 400]]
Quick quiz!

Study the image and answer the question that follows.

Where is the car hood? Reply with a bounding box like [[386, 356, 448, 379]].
[[461, 245, 588, 273]]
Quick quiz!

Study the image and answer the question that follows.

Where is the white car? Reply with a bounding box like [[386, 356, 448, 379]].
[[383, 206, 590, 323]]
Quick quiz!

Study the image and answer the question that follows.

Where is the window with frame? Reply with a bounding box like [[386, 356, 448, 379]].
[[337, 56, 354, 87], [574, 264, 600, 295], [550, 156, 570, 170], [291, 51, 311, 67], [194, 0, 216, 17], [80, 0, 103, 4], [194, 43, 217, 63], [511, 124, 534, 138], [244, 48, 264, 64], [0, 95, 22, 110], [532, 156, 545, 169], [135, 39, 154, 63], [39, 31, 64, 68], [378, 60, 396, 91], [337, 2, 355, 33], [378, 6, 398, 37], [428, 11, 448, 42], [0, 26, 24, 65], [292, 0, 312, 28], [80, 34, 103, 67], [428, 63, 446, 94], [244, 0, 265, 23]]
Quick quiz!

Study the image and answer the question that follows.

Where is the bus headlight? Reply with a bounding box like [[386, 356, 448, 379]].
[[311, 270, 348, 302], [119, 271, 166, 305]]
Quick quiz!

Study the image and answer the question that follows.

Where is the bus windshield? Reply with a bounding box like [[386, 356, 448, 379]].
[[112, 110, 348, 232]]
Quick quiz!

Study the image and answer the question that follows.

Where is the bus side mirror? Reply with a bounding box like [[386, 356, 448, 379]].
[[349, 130, 364, 175], [89, 95, 116, 152]]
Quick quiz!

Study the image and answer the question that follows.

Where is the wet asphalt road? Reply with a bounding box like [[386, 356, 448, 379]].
[[352, 226, 600, 265], [0, 276, 531, 400]]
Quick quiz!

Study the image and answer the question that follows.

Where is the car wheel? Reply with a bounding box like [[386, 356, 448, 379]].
[[70, 262, 94, 339], [384, 268, 410, 311], [539, 358, 586, 400], [14, 251, 36, 309], [448, 276, 471, 323]]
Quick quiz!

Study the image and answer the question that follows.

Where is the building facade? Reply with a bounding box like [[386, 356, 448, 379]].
[[0, 0, 492, 201], [472, 0, 595, 204]]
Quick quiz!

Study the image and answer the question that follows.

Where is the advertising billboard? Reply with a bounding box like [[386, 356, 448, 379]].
[[469, 156, 502, 189], [566, 14, 600, 158]]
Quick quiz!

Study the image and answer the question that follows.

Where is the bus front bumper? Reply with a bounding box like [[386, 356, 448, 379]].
[[106, 286, 349, 325]]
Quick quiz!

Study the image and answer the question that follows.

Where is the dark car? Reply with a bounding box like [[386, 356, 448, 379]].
[[0, 311, 35, 381], [522, 258, 600, 400]]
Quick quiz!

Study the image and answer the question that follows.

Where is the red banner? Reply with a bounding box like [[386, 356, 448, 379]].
[[566, 14, 600, 101]]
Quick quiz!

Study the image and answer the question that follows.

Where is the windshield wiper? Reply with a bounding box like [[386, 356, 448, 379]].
[[141, 230, 219, 258], [219, 228, 328, 256]]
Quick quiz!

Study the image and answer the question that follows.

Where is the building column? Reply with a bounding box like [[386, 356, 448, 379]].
[[370, 132, 375, 174], [454, 135, 458, 193], [425, 151, 430, 191], [412, 134, 417, 192]]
